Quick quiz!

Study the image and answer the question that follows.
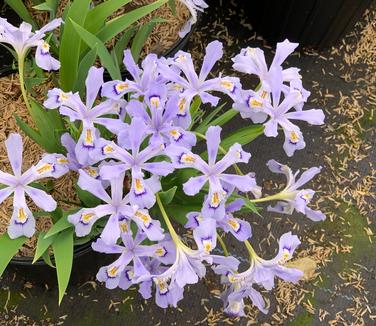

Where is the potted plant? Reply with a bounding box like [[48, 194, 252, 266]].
[[0, 0, 170, 303], [0, 1, 327, 312]]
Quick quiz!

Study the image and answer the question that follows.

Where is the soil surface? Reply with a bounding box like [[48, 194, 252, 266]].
[[0, 0, 375, 325]]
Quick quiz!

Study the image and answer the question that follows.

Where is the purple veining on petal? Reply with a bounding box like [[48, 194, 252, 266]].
[[124, 269, 133, 282]]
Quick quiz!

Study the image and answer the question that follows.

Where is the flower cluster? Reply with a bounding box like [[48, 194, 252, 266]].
[[232, 40, 325, 156], [0, 35, 326, 316]]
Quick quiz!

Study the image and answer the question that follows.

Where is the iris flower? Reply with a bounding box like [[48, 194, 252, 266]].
[[233, 88, 270, 123], [260, 68, 325, 157], [166, 126, 260, 219], [68, 170, 164, 244], [101, 50, 161, 99], [186, 199, 252, 242], [94, 117, 174, 209], [95, 232, 174, 289], [266, 160, 326, 221], [215, 232, 303, 315], [125, 84, 196, 149], [44, 66, 126, 165], [157, 41, 224, 128], [0, 134, 68, 238], [150, 243, 211, 308], [178, 0, 208, 37], [0, 18, 62, 70], [232, 39, 301, 94]]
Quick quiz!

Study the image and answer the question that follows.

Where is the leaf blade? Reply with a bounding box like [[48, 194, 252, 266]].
[[44, 213, 73, 239], [96, 0, 167, 43], [52, 229, 74, 304], [59, 0, 92, 90], [70, 19, 121, 80], [85, 0, 132, 33], [0, 233, 27, 276], [33, 231, 57, 264], [5, 0, 38, 29]]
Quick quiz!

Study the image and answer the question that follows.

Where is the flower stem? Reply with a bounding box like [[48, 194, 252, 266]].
[[17, 55, 32, 113], [217, 232, 229, 256], [249, 193, 284, 203], [244, 240, 258, 260], [156, 192, 182, 245]]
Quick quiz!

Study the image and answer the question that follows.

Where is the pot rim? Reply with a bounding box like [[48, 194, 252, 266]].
[[9, 238, 93, 266]]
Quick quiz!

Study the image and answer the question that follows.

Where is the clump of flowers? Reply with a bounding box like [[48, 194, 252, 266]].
[[0, 18, 326, 315]]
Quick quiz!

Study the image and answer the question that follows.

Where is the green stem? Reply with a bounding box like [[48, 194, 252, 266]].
[[18, 55, 32, 113], [217, 233, 229, 256], [244, 240, 258, 259], [250, 193, 285, 203], [156, 193, 181, 244]]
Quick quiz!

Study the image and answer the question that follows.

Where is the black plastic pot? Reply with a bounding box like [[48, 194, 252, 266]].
[[160, 18, 197, 59], [8, 240, 110, 286], [243, 0, 374, 49]]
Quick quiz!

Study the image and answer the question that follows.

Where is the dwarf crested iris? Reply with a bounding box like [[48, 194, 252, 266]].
[[0, 18, 62, 70], [0, 33, 328, 317], [0, 134, 68, 238]]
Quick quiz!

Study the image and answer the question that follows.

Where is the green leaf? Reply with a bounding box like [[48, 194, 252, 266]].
[[70, 19, 121, 80], [25, 76, 47, 91], [52, 229, 73, 305], [220, 124, 264, 151], [159, 186, 177, 205], [33, 0, 59, 17], [76, 184, 101, 208], [14, 114, 44, 147], [44, 213, 73, 239], [167, 0, 177, 15], [33, 3, 52, 11], [73, 235, 93, 246], [5, 0, 38, 29], [74, 47, 98, 95], [112, 27, 137, 66], [189, 96, 203, 128], [200, 124, 264, 160], [33, 0, 59, 19], [33, 231, 57, 263], [230, 194, 261, 216], [29, 180, 54, 193], [85, 0, 132, 33], [42, 250, 55, 268], [96, 0, 167, 43], [210, 108, 238, 127], [0, 43, 17, 60], [0, 234, 27, 276], [59, 0, 92, 90], [194, 103, 226, 134], [49, 207, 63, 224], [131, 18, 163, 62], [19, 99, 65, 153], [30, 97, 64, 129], [165, 203, 201, 225]]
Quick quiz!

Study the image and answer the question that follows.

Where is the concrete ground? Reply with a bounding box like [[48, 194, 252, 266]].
[[0, 0, 375, 325]]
